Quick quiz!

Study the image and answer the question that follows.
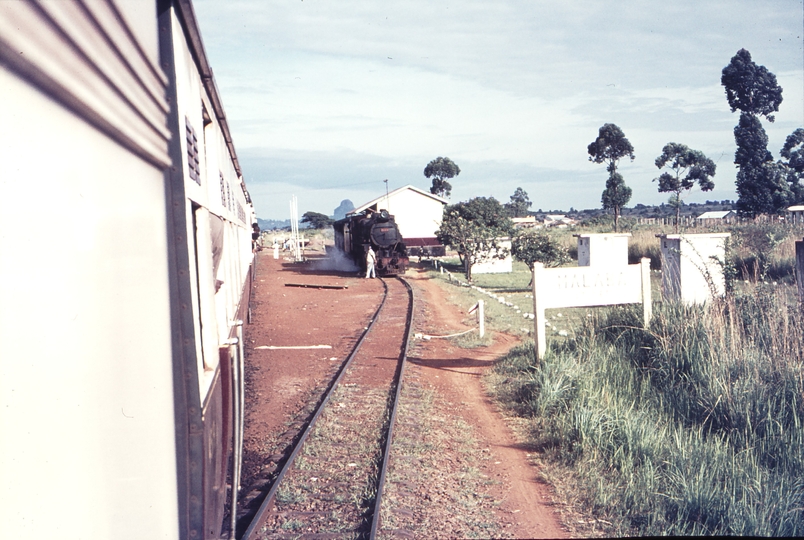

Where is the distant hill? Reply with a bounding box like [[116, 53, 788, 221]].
[[333, 199, 354, 220], [256, 217, 291, 231], [256, 217, 321, 231]]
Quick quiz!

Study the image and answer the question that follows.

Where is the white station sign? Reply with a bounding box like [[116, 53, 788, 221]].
[[532, 258, 652, 360]]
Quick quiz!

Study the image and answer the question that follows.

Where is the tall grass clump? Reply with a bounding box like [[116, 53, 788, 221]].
[[489, 287, 804, 536], [728, 222, 803, 283], [628, 230, 662, 270]]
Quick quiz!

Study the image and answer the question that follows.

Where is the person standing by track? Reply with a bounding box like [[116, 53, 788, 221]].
[[365, 246, 377, 278]]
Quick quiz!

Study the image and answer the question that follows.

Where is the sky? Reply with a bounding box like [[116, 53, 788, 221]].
[[192, 0, 804, 220]]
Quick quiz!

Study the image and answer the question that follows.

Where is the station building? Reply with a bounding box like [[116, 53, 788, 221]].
[[351, 185, 448, 255]]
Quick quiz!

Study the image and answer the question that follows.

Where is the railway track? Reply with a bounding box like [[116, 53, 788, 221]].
[[236, 275, 414, 539]]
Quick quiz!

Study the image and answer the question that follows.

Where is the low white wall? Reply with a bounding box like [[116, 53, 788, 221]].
[[472, 239, 513, 274], [660, 233, 730, 304], [576, 233, 631, 267]]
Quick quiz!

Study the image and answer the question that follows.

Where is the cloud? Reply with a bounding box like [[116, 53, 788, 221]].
[[193, 0, 804, 219]]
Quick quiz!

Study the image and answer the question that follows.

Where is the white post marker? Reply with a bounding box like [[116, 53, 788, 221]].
[[532, 258, 652, 361], [468, 300, 485, 338], [478, 300, 484, 338], [797, 238, 804, 303]]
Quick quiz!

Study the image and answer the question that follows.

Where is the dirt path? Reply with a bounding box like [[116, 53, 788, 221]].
[[405, 268, 567, 539]]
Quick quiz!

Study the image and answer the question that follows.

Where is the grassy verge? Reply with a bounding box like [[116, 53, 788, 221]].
[[415, 260, 538, 341], [487, 283, 804, 536], [415, 259, 662, 348]]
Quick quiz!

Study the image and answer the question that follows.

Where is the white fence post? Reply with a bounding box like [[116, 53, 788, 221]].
[[796, 239, 804, 302], [532, 263, 546, 361], [478, 300, 485, 338], [641, 257, 652, 327]]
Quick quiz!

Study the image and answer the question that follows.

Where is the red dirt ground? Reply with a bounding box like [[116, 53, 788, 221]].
[[404, 268, 567, 539], [242, 249, 567, 538]]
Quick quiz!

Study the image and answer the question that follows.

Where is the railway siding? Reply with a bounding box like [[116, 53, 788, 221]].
[[237, 253, 413, 538]]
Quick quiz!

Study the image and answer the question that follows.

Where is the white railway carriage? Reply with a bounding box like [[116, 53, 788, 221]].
[[0, 1, 254, 539]]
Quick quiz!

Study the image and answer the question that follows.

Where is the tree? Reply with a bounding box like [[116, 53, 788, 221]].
[[601, 173, 632, 232], [424, 156, 460, 198], [436, 197, 513, 281], [511, 231, 570, 285], [721, 48, 783, 122], [781, 128, 804, 203], [734, 160, 791, 217], [300, 211, 334, 229], [721, 49, 788, 217], [588, 123, 635, 231], [653, 143, 716, 231], [504, 187, 532, 217], [731, 113, 791, 215]]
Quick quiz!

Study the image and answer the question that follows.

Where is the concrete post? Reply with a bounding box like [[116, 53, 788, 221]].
[[796, 239, 804, 302], [478, 300, 485, 338], [641, 257, 652, 327], [532, 263, 546, 362]]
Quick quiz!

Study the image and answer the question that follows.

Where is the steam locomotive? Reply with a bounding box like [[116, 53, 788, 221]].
[[333, 210, 409, 275]]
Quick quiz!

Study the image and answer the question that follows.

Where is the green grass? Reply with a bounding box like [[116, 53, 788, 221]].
[[418, 258, 662, 348], [487, 285, 804, 536]]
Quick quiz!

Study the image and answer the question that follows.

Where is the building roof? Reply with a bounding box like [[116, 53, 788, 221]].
[[788, 205, 804, 212], [512, 216, 538, 228], [352, 184, 449, 214], [696, 210, 735, 219]]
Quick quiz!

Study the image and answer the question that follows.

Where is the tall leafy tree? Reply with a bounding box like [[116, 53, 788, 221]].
[[653, 143, 716, 231], [505, 187, 532, 217], [721, 49, 787, 216], [424, 156, 460, 198], [600, 173, 632, 231], [731, 113, 791, 215], [781, 128, 804, 203], [436, 197, 513, 281], [721, 48, 783, 122], [588, 123, 635, 231], [300, 211, 334, 229]]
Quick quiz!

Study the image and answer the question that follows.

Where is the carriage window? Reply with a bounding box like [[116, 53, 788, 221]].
[[186, 117, 201, 185]]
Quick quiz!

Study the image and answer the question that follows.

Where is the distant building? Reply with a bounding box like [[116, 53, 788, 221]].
[[544, 215, 575, 228], [471, 238, 513, 274], [788, 205, 804, 224], [351, 185, 448, 255], [696, 210, 736, 221], [512, 216, 538, 229]]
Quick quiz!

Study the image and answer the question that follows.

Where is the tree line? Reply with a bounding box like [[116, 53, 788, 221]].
[[587, 49, 803, 231], [435, 49, 803, 279], [298, 49, 803, 282]]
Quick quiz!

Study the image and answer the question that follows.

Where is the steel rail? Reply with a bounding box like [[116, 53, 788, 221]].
[[239, 278, 391, 540], [369, 275, 415, 539]]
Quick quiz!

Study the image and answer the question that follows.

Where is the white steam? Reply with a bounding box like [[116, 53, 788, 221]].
[[312, 249, 360, 273]]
